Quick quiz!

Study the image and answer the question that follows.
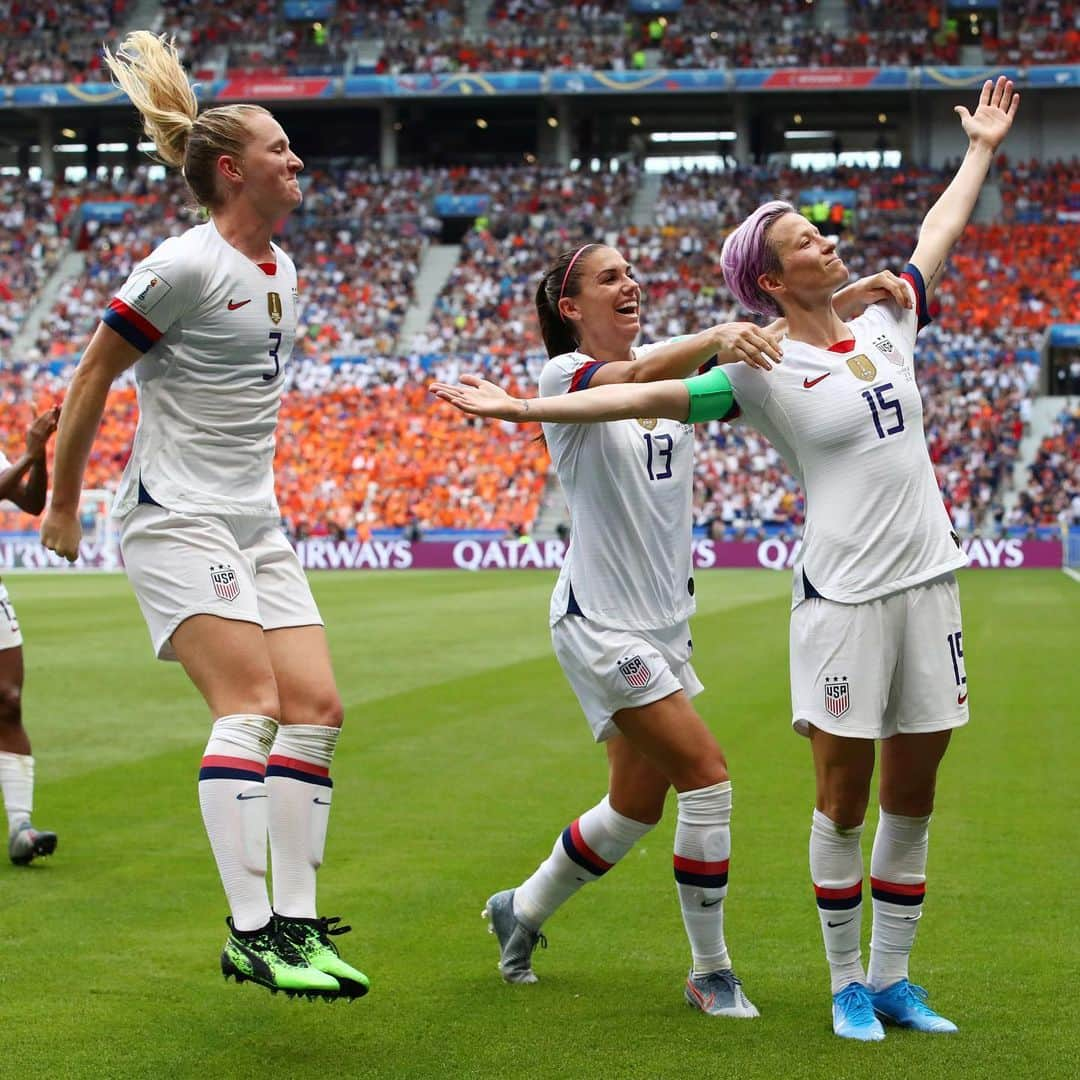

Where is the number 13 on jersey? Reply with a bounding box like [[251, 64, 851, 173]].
[[643, 432, 673, 480]]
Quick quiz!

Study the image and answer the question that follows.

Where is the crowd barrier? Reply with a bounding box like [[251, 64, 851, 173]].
[[0, 536, 1063, 572]]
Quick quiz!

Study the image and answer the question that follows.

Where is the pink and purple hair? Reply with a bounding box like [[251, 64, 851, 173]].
[[720, 200, 796, 317]]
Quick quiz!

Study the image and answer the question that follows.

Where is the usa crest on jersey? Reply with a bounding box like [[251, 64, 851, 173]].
[[210, 563, 240, 602], [824, 676, 850, 717], [618, 655, 652, 688]]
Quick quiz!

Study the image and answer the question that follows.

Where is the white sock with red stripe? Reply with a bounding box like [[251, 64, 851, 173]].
[[198, 714, 277, 932], [674, 780, 732, 975], [810, 808, 866, 993], [867, 809, 930, 992], [0, 751, 34, 833], [266, 723, 340, 919], [512, 795, 655, 930]]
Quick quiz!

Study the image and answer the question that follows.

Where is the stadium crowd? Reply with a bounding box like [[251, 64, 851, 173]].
[[4, 0, 1080, 82], [0, 159, 1075, 540]]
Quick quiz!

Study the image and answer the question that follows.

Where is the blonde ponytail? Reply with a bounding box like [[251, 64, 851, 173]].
[[104, 29, 272, 210], [104, 31, 197, 169]]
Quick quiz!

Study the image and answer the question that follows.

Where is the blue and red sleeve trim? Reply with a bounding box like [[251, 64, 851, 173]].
[[900, 262, 931, 332], [569, 361, 605, 392], [103, 298, 163, 353]]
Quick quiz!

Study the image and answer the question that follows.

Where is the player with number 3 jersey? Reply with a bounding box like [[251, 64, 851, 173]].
[[40, 31, 367, 1002], [432, 76, 1019, 1042]]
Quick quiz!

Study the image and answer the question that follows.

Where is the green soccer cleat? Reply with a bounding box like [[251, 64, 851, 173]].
[[276, 915, 370, 1000], [220, 918, 341, 1000], [8, 822, 58, 866]]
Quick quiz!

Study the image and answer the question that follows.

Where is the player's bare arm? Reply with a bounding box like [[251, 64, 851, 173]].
[[585, 322, 784, 391], [0, 407, 58, 512], [909, 76, 1019, 300], [432, 373, 691, 425], [833, 271, 914, 319], [41, 324, 143, 562]]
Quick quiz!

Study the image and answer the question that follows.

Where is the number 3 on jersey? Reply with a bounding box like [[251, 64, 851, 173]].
[[263, 330, 283, 382], [643, 433, 673, 481]]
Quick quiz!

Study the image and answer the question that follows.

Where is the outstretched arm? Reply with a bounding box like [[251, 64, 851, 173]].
[[910, 76, 1019, 302], [432, 373, 692, 425]]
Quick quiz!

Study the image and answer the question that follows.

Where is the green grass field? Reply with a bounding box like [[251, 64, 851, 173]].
[[1, 569, 1077, 1079]]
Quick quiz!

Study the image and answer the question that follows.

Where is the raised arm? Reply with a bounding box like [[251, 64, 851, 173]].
[[910, 76, 1019, 302], [40, 323, 142, 561], [0, 407, 61, 514]]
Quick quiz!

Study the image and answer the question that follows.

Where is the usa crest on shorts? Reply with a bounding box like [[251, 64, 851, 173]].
[[618, 655, 652, 688], [824, 675, 850, 718], [210, 563, 240, 602]]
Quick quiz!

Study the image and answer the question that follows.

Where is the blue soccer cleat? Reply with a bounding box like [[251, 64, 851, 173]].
[[832, 981, 886, 1041], [871, 979, 958, 1033]]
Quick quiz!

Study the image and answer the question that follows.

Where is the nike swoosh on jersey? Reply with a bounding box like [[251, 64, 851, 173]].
[[235, 792, 267, 800], [803, 373, 831, 388], [957, 691, 968, 705], [227, 298, 252, 310]]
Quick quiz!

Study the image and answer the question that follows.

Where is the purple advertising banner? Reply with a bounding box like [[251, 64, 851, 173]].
[[0, 536, 1063, 572]]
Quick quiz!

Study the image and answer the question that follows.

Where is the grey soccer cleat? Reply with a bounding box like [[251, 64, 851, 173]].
[[685, 969, 760, 1018], [8, 822, 58, 866], [482, 889, 546, 985]]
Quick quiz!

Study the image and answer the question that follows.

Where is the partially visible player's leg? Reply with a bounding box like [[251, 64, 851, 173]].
[[869, 730, 956, 1033], [868, 575, 966, 1033], [0, 612, 57, 867], [614, 692, 758, 1018], [171, 614, 338, 998], [807, 726, 882, 1040], [492, 736, 664, 982], [262, 623, 367, 998]]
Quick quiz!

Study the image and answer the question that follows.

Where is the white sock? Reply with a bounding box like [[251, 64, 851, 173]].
[[810, 808, 866, 994], [0, 751, 33, 833], [198, 714, 277, 932], [512, 795, 655, 930], [868, 809, 930, 992], [674, 781, 732, 975], [266, 724, 340, 919]]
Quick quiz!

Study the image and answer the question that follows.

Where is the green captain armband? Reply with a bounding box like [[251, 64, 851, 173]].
[[685, 365, 735, 424]]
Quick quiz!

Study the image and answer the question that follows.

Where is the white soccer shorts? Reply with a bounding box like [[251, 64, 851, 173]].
[[552, 614, 704, 742], [0, 582, 22, 651], [790, 572, 970, 740], [120, 504, 323, 661]]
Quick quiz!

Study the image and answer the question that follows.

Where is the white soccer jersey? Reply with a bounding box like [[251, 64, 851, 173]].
[[104, 219, 299, 519], [540, 344, 697, 630], [725, 268, 967, 607]]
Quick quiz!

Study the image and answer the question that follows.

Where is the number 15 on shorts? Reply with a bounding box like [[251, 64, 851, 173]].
[[947, 630, 968, 704]]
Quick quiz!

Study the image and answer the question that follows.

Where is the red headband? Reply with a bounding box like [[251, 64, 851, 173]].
[[558, 244, 594, 305]]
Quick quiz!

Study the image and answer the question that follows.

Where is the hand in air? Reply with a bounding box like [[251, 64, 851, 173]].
[[430, 374, 530, 421], [25, 405, 60, 459], [956, 76, 1019, 151], [711, 322, 783, 371]]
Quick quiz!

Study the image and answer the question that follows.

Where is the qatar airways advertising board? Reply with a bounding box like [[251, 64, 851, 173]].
[[0, 536, 1061, 572]]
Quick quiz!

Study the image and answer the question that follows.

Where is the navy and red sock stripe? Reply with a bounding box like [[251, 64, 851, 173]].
[[814, 880, 863, 911], [673, 854, 729, 889], [870, 876, 925, 906], [198, 754, 266, 783], [561, 818, 613, 877], [266, 754, 333, 789]]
